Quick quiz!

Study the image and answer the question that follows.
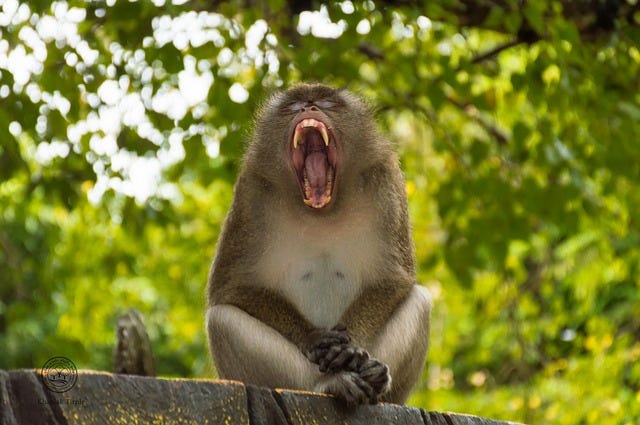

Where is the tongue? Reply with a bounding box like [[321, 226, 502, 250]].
[[305, 152, 328, 195]]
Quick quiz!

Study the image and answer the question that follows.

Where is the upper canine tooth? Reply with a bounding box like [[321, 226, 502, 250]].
[[293, 131, 301, 148], [319, 127, 329, 145]]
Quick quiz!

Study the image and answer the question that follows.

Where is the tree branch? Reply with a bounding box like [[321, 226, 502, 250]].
[[471, 39, 523, 64], [446, 96, 509, 146]]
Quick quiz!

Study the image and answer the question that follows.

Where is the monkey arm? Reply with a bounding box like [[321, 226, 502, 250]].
[[211, 284, 353, 362], [207, 300, 379, 405], [206, 304, 321, 390], [211, 284, 318, 350], [208, 284, 322, 389]]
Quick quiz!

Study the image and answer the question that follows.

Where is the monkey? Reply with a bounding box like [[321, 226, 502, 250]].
[[206, 83, 432, 405]]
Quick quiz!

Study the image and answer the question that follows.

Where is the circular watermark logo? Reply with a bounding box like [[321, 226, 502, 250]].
[[40, 357, 78, 393]]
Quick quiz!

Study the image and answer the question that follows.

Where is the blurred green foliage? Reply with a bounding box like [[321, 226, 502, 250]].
[[1, 1, 639, 423]]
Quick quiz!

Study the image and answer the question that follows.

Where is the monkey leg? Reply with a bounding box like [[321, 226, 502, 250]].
[[369, 284, 432, 404], [206, 304, 377, 405], [207, 304, 319, 389]]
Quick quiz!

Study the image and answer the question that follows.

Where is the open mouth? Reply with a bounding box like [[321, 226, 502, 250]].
[[290, 118, 338, 209]]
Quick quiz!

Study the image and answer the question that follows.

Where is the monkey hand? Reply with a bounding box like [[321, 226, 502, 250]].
[[358, 358, 391, 402], [317, 346, 392, 403], [316, 344, 371, 374], [307, 325, 372, 374], [315, 371, 376, 406], [322, 353, 392, 403], [305, 324, 351, 365]]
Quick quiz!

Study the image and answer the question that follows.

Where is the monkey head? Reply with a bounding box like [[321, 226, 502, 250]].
[[245, 83, 389, 211]]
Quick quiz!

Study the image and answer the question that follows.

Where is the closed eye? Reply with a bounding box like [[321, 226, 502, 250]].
[[278, 101, 304, 115], [315, 100, 337, 109], [281, 99, 342, 114], [288, 101, 307, 112]]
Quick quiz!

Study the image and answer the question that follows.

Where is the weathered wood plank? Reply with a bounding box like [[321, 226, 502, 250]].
[[276, 387, 425, 425], [4, 369, 62, 425], [0, 370, 523, 425], [66, 372, 249, 424], [245, 384, 289, 425]]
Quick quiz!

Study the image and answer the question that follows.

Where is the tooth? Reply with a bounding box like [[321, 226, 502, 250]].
[[293, 130, 301, 149], [303, 171, 311, 198], [298, 119, 329, 146], [319, 127, 329, 145]]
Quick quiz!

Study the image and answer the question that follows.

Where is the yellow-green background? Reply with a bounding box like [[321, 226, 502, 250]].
[[1, 2, 639, 424]]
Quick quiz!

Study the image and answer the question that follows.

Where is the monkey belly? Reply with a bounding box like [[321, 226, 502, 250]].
[[282, 254, 359, 328]]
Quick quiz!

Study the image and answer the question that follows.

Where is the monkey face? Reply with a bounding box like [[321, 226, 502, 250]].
[[249, 84, 381, 211], [288, 108, 339, 209]]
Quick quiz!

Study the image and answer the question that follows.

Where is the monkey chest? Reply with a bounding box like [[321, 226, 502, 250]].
[[257, 217, 380, 329]]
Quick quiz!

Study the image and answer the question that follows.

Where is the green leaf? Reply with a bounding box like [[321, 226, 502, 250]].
[[523, 2, 547, 36]]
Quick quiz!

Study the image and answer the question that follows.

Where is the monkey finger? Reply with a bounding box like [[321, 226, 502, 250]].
[[306, 347, 329, 364], [360, 365, 390, 385], [319, 345, 347, 372], [365, 372, 390, 389], [325, 348, 357, 372], [359, 358, 391, 392], [340, 372, 375, 405], [360, 365, 389, 380], [314, 325, 351, 346], [346, 347, 370, 371], [351, 373, 376, 402], [327, 346, 369, 373], [314, 332, 350, 348], [358, 358, 387, 374]]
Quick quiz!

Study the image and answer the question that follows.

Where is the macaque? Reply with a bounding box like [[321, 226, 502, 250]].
[[206, 83, 431, 405]]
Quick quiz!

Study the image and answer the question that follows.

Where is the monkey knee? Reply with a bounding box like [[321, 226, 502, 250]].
[[410, 285, 433, 319], [206, 305, 240, 336]]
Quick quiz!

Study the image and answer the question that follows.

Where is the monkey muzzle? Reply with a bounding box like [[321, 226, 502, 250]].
[[290, 116, 338, 209]]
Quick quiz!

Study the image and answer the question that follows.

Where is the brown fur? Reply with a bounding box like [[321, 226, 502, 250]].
[[206, 83, 431, 405]]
